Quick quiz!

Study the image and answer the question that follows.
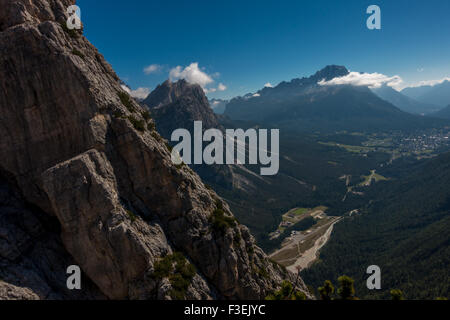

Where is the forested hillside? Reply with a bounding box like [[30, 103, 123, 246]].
[[301, 152, 450, 299]]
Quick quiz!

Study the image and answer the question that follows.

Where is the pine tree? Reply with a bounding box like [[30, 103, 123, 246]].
[[318, 280, 334, 300], [337, 275, 356, 300], [390, 289, 404, 300]]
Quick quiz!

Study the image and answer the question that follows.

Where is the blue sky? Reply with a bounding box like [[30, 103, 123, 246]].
[[77, 0, 450, 99]]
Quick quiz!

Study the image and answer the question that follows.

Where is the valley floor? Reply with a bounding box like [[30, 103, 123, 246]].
[[269, 211, 341, 272]]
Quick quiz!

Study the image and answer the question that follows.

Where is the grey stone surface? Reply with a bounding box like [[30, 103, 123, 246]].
[[0, 0, 311, 300]]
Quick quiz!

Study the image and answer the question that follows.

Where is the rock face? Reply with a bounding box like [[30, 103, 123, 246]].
[[0, 175, 104, 300], [0, 0, 310, 299]]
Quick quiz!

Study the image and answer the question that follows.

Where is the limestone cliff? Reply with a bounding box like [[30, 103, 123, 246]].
[[0, 0, 310, 300]]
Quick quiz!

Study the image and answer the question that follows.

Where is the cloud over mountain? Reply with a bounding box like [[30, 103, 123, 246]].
[[169, 62, 227, 93], [169, 62, 214, 88], [318, 71, 403, 89], [121, 85, 151, 99], [408, 77, 450, 88]]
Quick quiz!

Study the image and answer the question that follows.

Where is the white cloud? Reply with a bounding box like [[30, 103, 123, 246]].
[[143, 64, 162, 75], [169, 62, 227, 94], [169, 62, 214, 88], [407, 77, 450, 88], [130, 87, 151, 99], [252, 93, 260, 97], [121, 84, 131, 93], [318, 71, 403, 89], [217, 83, 227, 91], [205, 87, 216, 93], [121, 85, 150, 99], [264, 82, 273, 88]]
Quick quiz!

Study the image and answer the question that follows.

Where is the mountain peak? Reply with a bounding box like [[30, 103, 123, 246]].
[[143, 79, 220, 137], [246, 65, 349, 100], [311, 65, 349, 81], [144, 79, 204, 109]]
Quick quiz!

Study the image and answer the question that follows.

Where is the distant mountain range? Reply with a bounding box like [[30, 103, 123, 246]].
[[224, 65, 448, 132], [371, 85, 441, 115], [402, 80, 450, 107]]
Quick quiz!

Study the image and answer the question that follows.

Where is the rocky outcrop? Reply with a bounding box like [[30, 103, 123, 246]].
[[0, 0, 311, 300], [0, 174, 104, 299], [143, 79, 221, 138]]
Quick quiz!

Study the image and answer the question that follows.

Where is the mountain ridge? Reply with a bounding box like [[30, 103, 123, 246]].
[[372, 85, 441, 115], [224, 66, 448, 132], [402, 80, 450, 107]]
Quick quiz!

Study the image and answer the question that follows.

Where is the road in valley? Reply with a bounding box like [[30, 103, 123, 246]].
[[286, 218, 341, 272], [269, 216, 341, 272]]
